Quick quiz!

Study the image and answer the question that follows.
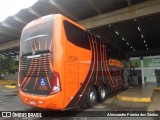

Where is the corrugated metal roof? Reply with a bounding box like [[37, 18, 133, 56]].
[[1, 0, 159, 57]]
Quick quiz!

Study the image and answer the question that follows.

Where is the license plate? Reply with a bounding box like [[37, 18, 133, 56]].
[[30, 101, 36, 105]]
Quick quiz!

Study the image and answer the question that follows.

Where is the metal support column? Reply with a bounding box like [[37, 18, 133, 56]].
[[141, 59, 145, 85]]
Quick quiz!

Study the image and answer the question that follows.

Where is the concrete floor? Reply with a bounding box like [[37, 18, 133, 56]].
[[120, 83, 155, 98], [0, 86, 158, 120], [148, 91, 160, 111], [0, 86, 148, 111], [117, 83, 156, 103]]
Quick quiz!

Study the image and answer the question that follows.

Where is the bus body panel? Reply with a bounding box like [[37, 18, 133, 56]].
[[19, 14, 126, 110], [52, 14, 65, 109], [61, 16, 92, 108], [19, 90, 62, 109]]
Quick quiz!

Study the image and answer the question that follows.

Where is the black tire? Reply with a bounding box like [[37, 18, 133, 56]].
[[98, 85, 107, 102], [87, 87, 97, 107]]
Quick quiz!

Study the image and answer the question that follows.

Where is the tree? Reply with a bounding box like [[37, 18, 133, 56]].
[[0, 56, 18, 75]]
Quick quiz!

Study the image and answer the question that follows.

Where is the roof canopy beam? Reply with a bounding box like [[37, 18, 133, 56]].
[[0, 39, 20, 51], [13, 16, 27, 24], [49, 0, 78, 21], [0, 29, 20, 37], [128, 48, 160, 57], [1, 22, 21, 32], [29, 8, 42, 17], [126, 0, 131, 6], [87, 0, 102, 14], [78, 0, 160, 29]]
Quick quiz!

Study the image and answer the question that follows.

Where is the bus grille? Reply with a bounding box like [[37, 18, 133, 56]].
[[21, 54, 50, 77]]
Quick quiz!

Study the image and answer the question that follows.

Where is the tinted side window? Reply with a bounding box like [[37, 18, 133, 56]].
[[63, 20, 91, 50]]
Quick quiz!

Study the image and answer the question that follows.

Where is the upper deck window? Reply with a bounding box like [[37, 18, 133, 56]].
[[63, 20, 91, 50]]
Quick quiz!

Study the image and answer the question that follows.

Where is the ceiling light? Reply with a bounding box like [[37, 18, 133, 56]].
[[97, 35, 100, 38], [134, 19, 136, 22], [133, 49, 135, 51], [144, 40, 145, 43], [131, 46, 133, 48], [127, 43, 129, 45], [145, 45, 147, 47], [122, 38, 125, 41], [108, 25, 111, 27], [138, 27, 140, 31], [115, 31, 119, 35], [141, 35, 143, 38], [147, 48, 148, 50]]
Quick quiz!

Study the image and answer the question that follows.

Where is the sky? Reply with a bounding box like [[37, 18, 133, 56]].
[[0, 0, 38, 22]]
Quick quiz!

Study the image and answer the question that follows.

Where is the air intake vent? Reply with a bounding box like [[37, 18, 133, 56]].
[[21, 53, 50, 77]]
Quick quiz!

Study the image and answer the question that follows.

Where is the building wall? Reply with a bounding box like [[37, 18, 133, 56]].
[[144, 69, 156, 83], [130, 55, 160, 84]]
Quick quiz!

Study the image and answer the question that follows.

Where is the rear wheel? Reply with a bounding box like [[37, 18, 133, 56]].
[[87, 87, 97, 107], [98, 85, 107, 102]]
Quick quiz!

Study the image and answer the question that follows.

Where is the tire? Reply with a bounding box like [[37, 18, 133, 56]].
[[87, 87, 97, 107], [98, 85, 107, 102]]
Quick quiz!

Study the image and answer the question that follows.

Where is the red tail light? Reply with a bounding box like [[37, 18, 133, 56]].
[[50, 71, 61, 95], [18, 72, 22, 91], [18, 83, 22, 91], [19, 85, 22, 91]]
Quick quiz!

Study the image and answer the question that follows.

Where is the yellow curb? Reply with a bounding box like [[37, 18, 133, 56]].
[[0, 80, 17, 86], [154, 87, 160, 91], [5, 85, 16, 89], [116, 95, 151, 103]]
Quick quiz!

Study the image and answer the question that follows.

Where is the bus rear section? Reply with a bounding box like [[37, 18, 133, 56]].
[[19, 15, 66, 110]]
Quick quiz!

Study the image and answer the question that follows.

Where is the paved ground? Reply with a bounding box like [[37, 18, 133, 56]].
[[116, 83, 156, 103], [0, 86, 40, 111], [148, 91, 160, 111], [0, 86, 158, 120]]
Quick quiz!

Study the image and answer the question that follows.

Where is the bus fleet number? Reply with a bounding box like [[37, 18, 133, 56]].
[[68, 55, 78, 62]]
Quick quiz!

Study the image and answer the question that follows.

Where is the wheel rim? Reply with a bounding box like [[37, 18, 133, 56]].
[[90, 91, 96, 103], [100, 89, 106, 99]]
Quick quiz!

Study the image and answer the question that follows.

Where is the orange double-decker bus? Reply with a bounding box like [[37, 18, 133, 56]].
[[19, 14, 127, 110]]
